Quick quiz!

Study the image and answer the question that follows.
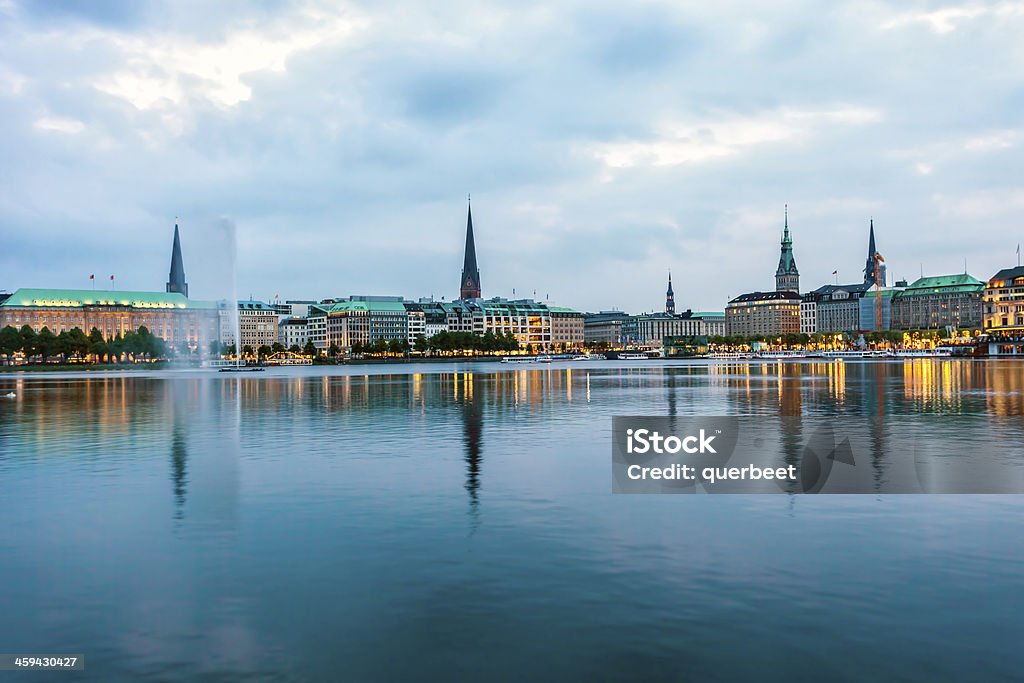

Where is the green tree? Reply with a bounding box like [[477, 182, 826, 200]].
[[19, 325, 37, 360], [258, 344, 273, 359], [328, 343, 341, 357], [0, 325, 21, 363], [289, 344, 301, 354], [271, 342, 286, 354], [413, 335, 428, 353], [302, 340, 317, 357], [35, 327, 57, 360]]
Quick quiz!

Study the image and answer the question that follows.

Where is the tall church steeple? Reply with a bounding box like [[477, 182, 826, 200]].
[[166, 221, 188, 297], [459, 196, 481, 300], [775, 205, 800, 293], [863, 218, 886, 286], [665, 271, 675, 314]]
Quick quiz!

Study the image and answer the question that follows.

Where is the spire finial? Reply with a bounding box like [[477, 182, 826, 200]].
[[467, 193, 471, 203]]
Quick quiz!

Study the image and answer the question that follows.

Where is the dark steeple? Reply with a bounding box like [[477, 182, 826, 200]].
[[665, 271, 675, 314], [863, 218, 886, 286], [460, 197, 481, 300], [775, 205, 800, 292], [166, 221, 188, 297]]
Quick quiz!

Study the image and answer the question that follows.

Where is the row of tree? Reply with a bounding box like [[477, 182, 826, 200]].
[[707, 329, 958, 349], [0, 325, 166, 364]]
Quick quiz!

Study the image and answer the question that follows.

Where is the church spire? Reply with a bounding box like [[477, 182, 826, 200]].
[[460, 196, 481, 300], [166, 220, 188, 297], [775, 204, 799, 293], [665, 271, 675, 315], [863, 218, 885, 286]]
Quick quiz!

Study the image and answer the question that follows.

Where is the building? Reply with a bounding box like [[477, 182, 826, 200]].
[[862, 219, 886, 287], [584, 311, 628, 346], [278, 317, 309, 348], [799, 296, 817, 334], [166, 222, 188, 297], [665, 273, 675, 314], [459, 199, 482, 300], [550, 307, 585, 351], [326, 296, 409, 350], [983, 265, 1024, 334], [775, 206, 800, 293], [624, 310, 727, 345], [0, 288, 219, 349], [220, 300, 280, 350], [306, 305, 329, 352], [725, 291, 802, 337], [891, 274, 984, 330], [802, 283, 873, 334], [858, 287, 903, 331]]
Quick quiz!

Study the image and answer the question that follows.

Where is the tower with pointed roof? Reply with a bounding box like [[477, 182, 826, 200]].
[[775, 205, 800, 293], [665, 272, 675, 314], [166, 221, 188, 297], [459, 198, 481, 300], [863, 219, 886, 286]]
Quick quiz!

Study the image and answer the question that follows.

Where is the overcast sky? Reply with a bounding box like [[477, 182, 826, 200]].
[[1, 0, 1022, 313]]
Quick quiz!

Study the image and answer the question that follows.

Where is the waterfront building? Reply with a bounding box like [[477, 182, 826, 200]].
[[278, 317, 309, 348], [725, 291, 802, 337], [306, 305, 329, 352], [220, 300, 279, 350], [803, 283, 873, 333], [775, 206, 800, 293], [165, 222, 188, 297], [799, 296, 817, 334], [859, 287, 902, 331], [459, 200, 482, 300], [862, 219, 886, 287], [550, 307, 585, 351], [406, 307, 426, 344], [625, 310, 727, 345], [326, 296, 409, 350], [0, 288, 219, 348], [665, 273, 675, 315], [983, 265, 1024, 334], [891, 274, 984, 330], [584, 311, 628, 345]]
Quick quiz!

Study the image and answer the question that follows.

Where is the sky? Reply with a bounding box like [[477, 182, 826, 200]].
[[1, 0, 1023, 313]]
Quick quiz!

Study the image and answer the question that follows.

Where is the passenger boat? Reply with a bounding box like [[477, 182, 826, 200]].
[[894, 348, 952, 358], [500, 356, 536, 364], [821, 350, 888, 359], [536, 354, 553, 363], [754, 350, 807, 359]]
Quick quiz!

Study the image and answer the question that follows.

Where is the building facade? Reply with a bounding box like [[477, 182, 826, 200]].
[[891, 274, 984, 330], [584, 311, 628, 346], [278, 317, 309, 348], [327, 296, 409, 349], [726, 291, 802, 337], [983, 266, 1024, 333], [0, 288, 219, 349], [550, 307, 585, 351], [220, 300, 280, 350]]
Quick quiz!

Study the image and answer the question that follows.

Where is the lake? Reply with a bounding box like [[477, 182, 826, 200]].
[[1, 359, 1022, 681]]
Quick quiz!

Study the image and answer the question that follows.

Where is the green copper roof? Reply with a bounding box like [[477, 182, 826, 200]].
[[548, 306, 581, 314], [328, 300, 408, 313], [0, 288, 218, 310], [899, 274, 984, 296]]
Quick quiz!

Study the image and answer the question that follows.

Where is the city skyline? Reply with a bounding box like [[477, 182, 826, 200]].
[[2, 1, 1024, 312]]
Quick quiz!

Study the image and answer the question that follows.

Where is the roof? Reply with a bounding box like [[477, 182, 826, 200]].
[[548, 306, 581, 314], [899, 274, 983, 296], [989, 266, 1024, 284], [237, 300, 275, 310], [328, 299, 408, 313], [728, 290, 801, 304], [0, 287, 217, 310], [689, 311, 725, 319]]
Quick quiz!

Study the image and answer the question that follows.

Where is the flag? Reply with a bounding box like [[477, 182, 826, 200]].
[[89, 274, 94, 280], [110, 275, 114, 280], [832, 270, 838, 275]]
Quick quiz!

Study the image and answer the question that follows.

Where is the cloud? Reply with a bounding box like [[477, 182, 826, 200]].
[[880, 2, 1024, 34], [1, 0, 1023, 312]]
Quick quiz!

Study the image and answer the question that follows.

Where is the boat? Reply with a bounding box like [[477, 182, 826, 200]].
[[894, 348, 953, 358], [618, 352, 655, 360], [213, 359, 264, 372], [707, 352, 754, 360], [3, 392, 15, 399], [537, 354, 553, 363], [821, 350, 889, 359], [572, 353, 604, 361], [501, 356, 535, 364], [219, 366, 265, 373], [755, 350, 807, 359]]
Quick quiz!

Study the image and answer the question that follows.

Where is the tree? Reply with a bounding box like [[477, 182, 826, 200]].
[[289, 344, 301, 354], [413, 335, 428, 353], [19, 325, 36, 360], [241, 345, 254, 357], [0, 325, 20, 363], [328, 343, 341, 357], [35, 327, 57, 360], [302, 340, 317, 357], [271, 342, 286, 354], [387, 339, 405, 355], [257, 345, 273, 359], [88, 328, 107, 362]]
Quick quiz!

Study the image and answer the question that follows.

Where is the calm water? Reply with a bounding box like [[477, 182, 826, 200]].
[[1, 359, 1022, 682]]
